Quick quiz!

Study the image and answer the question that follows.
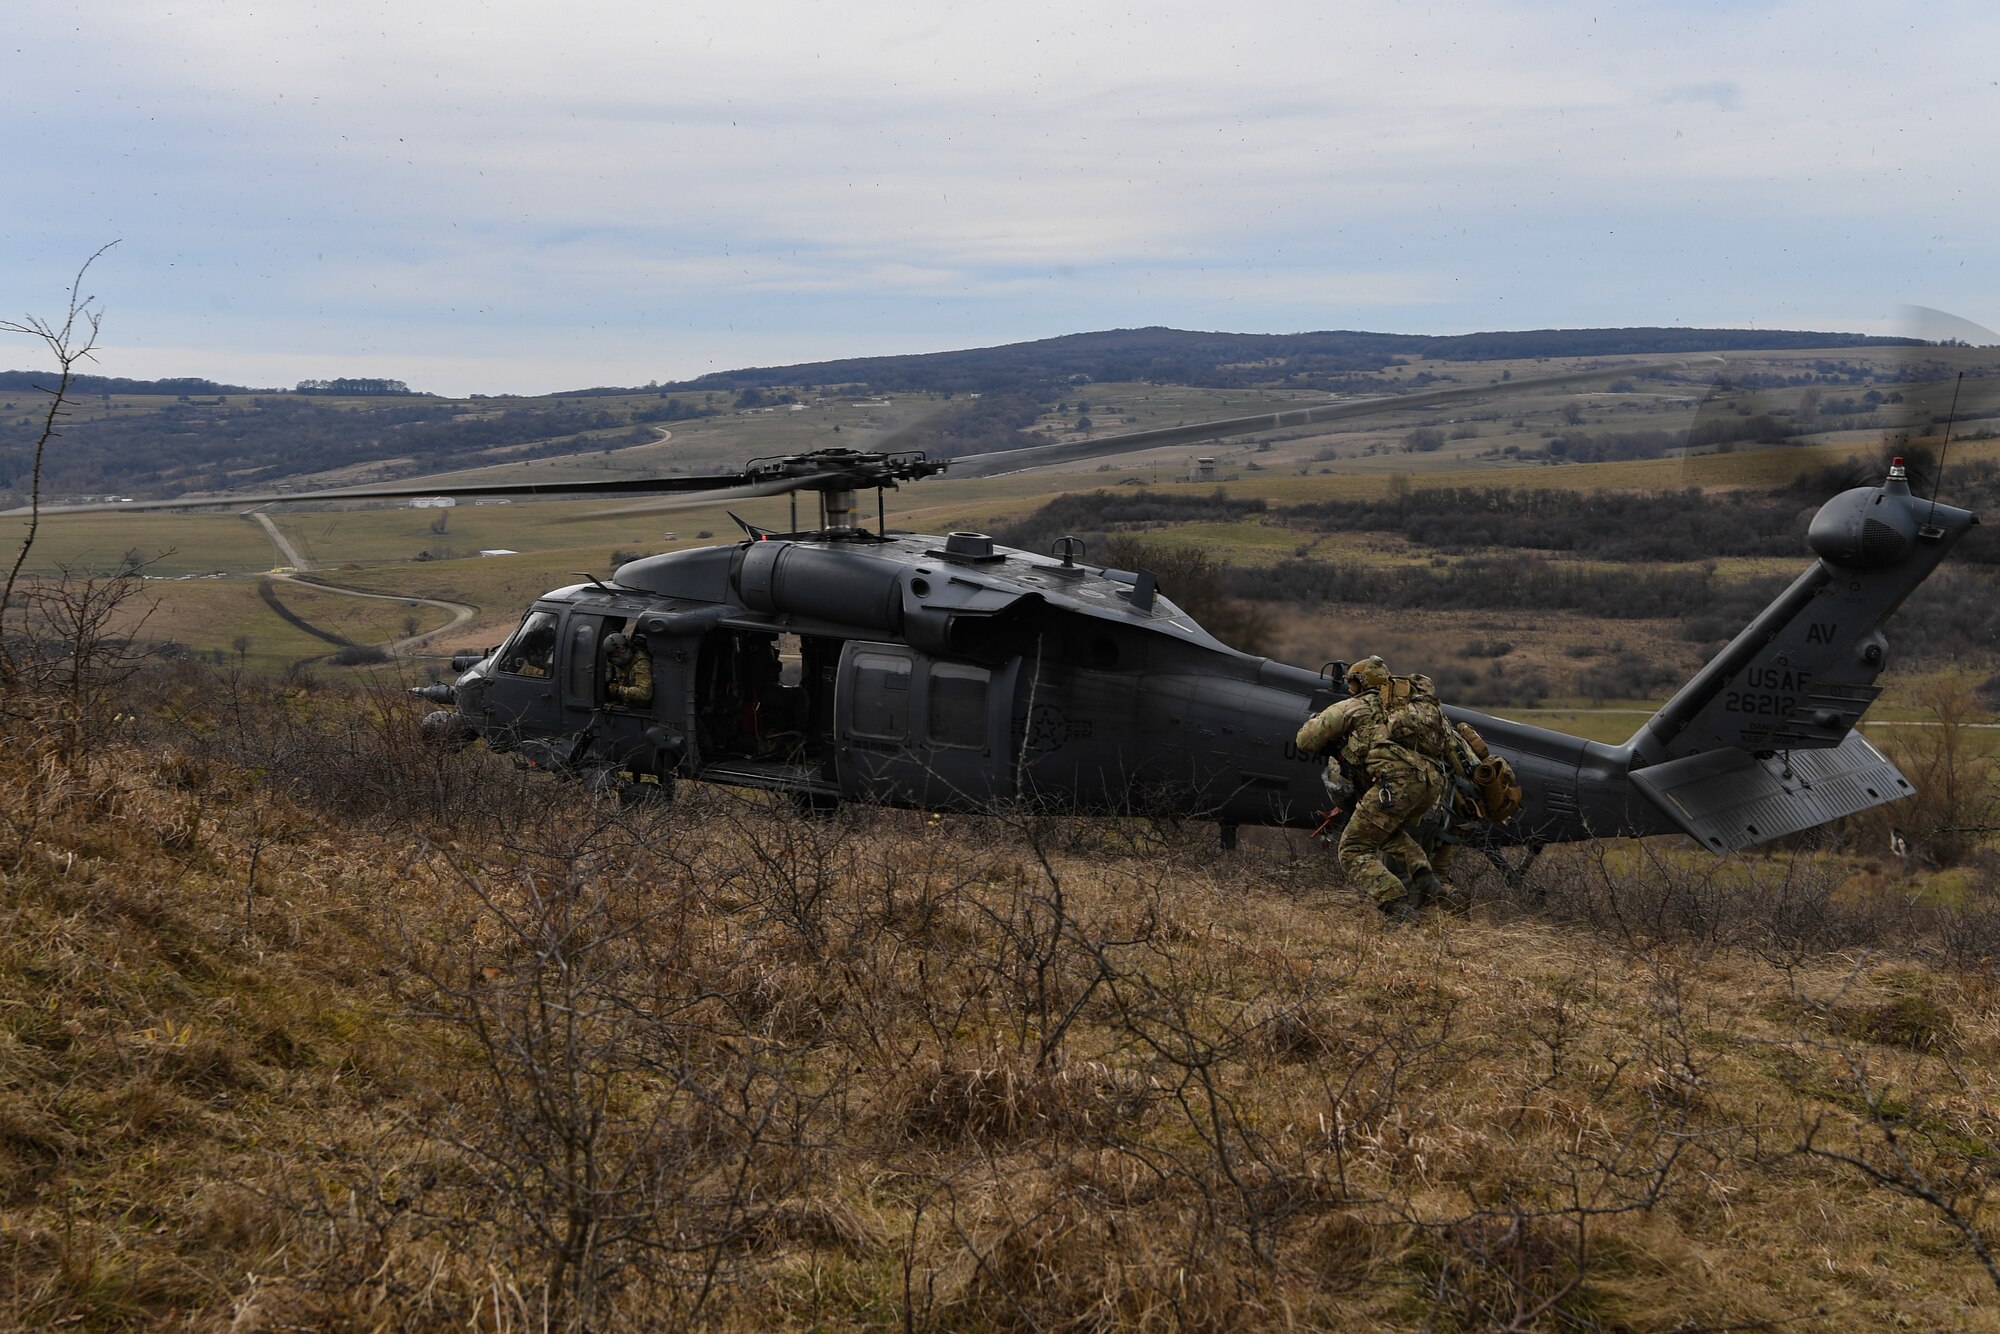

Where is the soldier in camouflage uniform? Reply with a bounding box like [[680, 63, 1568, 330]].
[[1295, 656, 1449, 924], [604, 632, 654, 708]]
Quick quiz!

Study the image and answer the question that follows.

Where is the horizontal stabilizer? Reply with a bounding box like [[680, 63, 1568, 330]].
[[1629, 729, 1912, 852]]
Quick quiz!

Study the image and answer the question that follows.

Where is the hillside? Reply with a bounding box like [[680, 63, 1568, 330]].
[[4, 659, 2000, 1329], [1, 325, 1951, 507], [650, 326, 1921, 397]]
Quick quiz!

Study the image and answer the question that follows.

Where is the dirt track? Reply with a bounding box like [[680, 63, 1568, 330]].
[[243, 510, 477, 657]]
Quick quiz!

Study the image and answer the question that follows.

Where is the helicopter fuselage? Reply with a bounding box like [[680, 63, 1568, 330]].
[[436, 460, 1974, 854], [435, 527, 1692, 847], [447, 529, 1363, 829]]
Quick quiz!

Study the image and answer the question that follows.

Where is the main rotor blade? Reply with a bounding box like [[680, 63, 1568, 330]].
[[1677, 329, 2000, 491], [860, 401, 956, 454], [5, 468, 768, 517], [948, 357, 1720, 479], [570, 472, 848, 520]]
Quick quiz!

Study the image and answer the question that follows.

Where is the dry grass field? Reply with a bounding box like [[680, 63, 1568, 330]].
[[6, 342, 2000, 1326], [3, 662, 1999, 1330]]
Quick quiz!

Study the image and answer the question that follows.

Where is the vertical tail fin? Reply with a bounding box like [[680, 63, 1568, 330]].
[[1607, 461, 1977, 851], [1632, 460, 1977, 767]]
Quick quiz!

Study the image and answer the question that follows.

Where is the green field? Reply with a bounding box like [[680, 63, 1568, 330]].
[[1, 509, 288, 576], [7, 347, 1996, 716]]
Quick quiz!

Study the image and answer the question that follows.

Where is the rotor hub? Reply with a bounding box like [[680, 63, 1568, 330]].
[[744, 448, 947, 495]]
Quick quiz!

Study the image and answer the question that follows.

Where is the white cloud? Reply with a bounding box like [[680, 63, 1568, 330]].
[[7, 0, 2000, 391]]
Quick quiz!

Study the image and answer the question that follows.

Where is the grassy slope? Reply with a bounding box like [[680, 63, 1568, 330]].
[[4, 671, 1999, 1329]]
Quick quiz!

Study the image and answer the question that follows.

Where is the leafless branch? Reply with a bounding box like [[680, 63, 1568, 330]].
[[2, 242, 118, 686]]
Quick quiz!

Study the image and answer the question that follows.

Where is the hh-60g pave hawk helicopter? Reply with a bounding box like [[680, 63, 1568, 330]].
[[33, 364, 1982, 862]]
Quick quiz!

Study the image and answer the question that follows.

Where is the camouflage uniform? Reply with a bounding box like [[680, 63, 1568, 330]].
[[605, 634, 654, 707], [1295, 657, 1445, 913]]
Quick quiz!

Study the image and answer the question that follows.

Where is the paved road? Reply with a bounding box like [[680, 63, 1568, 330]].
[[246, 510, 310, 571]]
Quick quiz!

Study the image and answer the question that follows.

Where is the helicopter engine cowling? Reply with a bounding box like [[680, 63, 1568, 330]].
[[735, 541, 905, 633]]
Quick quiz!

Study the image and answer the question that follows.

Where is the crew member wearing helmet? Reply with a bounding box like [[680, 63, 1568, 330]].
[[1294, 655, 1447, 923], [604, 632, 653, 707]]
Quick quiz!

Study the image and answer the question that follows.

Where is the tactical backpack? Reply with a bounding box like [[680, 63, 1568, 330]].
[[1379, 673, 1452, 762], [1446, 718, 1525, 823]]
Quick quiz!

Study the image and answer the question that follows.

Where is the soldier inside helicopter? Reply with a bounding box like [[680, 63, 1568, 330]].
[[693, 628, 835, 767], [496, 609, 559, 679]]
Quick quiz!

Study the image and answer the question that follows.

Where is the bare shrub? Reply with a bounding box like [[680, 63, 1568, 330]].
[[1788, 962, 2000, 1296], [1859, 676, 1999, 865], [2, 243, 114, 690], [933, 1181, 1245, 1329], [1464, 836, 1905, 961], [390, 817, 826, 1329], [132, 662, 532, 835], [2, 558, 156, 764]]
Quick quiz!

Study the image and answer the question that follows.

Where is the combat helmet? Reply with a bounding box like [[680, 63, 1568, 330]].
[[604, 632, 633, 660], [1344, 655, 1390, 695]]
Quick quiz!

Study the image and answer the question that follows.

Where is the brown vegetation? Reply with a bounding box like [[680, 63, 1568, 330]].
[[3, 657, 2000, 1329]]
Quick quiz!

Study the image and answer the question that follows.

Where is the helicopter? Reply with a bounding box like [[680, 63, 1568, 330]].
[[18, 364, 1982, 860]]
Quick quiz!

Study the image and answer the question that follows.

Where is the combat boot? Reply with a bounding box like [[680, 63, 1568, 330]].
[[1377, 894, 1421, 926], [1410, 869, 1446, 909]]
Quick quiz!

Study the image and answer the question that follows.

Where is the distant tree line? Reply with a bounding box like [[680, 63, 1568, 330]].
[[1279, 485, 1811, 562], [0, 398, 631, 499], [995, 487, 1269, 554], [632, 397, 718, 423], [990, 462, 1999, 665], [294, 378, 417, 396], [918, 393, 1050, 461], [998, 459, 2000, 570], [0, 370, 266, 395]]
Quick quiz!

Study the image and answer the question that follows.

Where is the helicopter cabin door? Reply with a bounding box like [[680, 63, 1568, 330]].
[[557, 608, 676, 776], [834, 642, 1018, 810]]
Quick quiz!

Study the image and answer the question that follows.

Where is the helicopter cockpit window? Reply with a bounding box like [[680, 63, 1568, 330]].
[[927, 663, 988, 749], [498, 610, 560, 678], [849, 652, 912, 741]]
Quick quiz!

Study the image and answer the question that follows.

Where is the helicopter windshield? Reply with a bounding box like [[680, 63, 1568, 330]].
[[496, 610, 559, 678]]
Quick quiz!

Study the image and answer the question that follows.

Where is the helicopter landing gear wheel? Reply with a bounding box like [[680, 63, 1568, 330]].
[[621, 775, 674, 807], [583, 767, 674, 807]]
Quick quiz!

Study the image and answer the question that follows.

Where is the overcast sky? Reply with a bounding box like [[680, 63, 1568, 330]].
[[6, 1, 1997, 395]]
